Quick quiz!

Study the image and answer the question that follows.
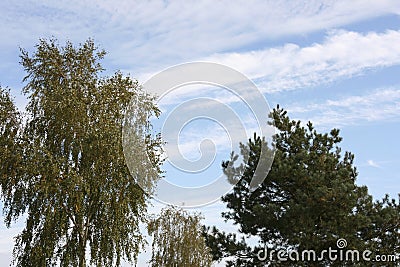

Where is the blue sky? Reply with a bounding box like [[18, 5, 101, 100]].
[[0, 1, 400, 266]]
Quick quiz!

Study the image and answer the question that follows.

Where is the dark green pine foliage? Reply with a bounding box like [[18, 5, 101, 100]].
[[204, 106, 399, 267]]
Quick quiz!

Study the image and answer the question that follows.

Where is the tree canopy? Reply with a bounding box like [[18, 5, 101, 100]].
[[204, 106, 399, 266], [0, 39, 163, 267], [0, 87, 22, 193], [148, 206, 213, 267]]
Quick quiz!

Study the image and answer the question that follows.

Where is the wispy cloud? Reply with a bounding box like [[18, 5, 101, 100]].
[[1, 0, 399, 75], [153, 29, 400, 136], [206, 29, 400, 93], [287, 87, 400, 128], [367, 160, 381, 168]]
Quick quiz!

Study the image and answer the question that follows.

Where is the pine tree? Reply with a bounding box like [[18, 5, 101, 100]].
[[204, 106, 399, 266]]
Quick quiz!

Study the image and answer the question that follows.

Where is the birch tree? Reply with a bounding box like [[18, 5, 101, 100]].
[[0, 39, 163, 267]]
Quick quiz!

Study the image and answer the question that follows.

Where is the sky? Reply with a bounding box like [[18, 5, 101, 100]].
[[0, 1, 400, 266]]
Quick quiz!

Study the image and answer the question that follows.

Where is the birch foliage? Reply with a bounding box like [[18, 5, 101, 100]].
[[0, 39, 163, 267]]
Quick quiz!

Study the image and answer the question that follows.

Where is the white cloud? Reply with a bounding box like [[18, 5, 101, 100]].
[[0, 0, 399, 74], [153, 29, 400, 135], [0, 225, 22, 265], [287, 87, 400, 128], [367, 160, 381, 168], [206, 29, 400, 93], [1, 1, 399, 264]]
